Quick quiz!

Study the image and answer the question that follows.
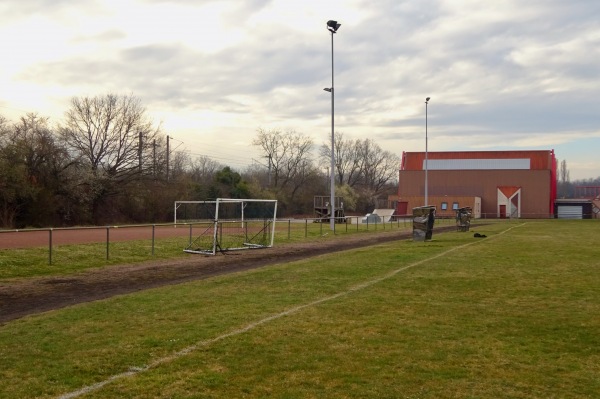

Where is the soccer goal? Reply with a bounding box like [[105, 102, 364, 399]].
[[175, 199, 278, 255]]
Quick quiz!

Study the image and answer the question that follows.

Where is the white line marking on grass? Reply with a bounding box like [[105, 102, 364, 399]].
[[57, 223, 524, 399]]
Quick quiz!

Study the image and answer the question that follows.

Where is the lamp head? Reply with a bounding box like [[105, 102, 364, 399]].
[[327, 20, 341, 33], [323, 88, 332, 92], [425, 97, 430, 103]]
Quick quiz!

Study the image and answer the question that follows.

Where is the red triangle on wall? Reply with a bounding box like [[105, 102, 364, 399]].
[[498, 186, 520, 198]]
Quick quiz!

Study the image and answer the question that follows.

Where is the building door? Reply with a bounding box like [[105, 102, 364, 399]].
[[397, 201, 408, 216], [498, 186, 521, 218], [499, 205, 507, 218]]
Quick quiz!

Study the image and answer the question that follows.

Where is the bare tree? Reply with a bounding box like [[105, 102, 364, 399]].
[[60, 94, 159, 179], [59, 94, 161, 222], [359, 139, 400, 194], [252, 128, 319, 213], [0, 115, 10, 144], [321, 135, 400, 212], [252, 128, 314, 191], [558, 159, 572, 198], [320, 132, 365, 187], [189, 155, 223, 184], [559, 159, 570, 184], [321, 136, 399, 192]]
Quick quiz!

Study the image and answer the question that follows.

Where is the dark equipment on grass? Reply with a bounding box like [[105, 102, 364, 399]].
[[456, 207, 472, 232], [412, 206, 436, 241]]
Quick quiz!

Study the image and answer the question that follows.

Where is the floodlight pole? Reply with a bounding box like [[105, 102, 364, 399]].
[[325, 20, 340, 231], [425, 97, 430, 206], [329, 29, 335, 231]]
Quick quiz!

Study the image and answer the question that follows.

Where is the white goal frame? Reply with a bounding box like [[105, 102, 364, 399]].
[[175, 198, 278, 255]]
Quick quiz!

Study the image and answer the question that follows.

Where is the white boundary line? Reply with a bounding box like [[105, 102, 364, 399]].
[[57, 223, 525, 399]]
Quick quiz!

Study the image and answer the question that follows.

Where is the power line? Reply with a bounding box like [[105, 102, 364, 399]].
[[156, 133, 263, 171]]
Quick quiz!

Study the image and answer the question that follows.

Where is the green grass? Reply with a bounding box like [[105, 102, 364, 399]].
[[1, 220, 599, 398], [0, 236, 192, 280]]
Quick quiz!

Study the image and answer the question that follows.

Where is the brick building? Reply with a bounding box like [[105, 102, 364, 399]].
[[397, 150, 557, 218]]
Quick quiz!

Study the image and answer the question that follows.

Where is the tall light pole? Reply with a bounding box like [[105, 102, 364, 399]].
[[424, 97, 430, 206], [325, 19, 341, 231]]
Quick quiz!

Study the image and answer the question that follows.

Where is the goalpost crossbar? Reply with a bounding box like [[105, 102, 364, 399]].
[[177, 199, 277, 255]]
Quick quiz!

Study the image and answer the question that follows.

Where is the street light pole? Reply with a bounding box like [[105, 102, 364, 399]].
[[425, 97, 430, 206], [325, 20, 341, 231]]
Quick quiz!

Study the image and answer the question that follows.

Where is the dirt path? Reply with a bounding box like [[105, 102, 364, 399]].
[[0, 227, 455, 324]]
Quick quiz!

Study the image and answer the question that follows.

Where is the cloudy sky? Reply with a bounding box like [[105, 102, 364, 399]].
[[1, 0, 599, 179]]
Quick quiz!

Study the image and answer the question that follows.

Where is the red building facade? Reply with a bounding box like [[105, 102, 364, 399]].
[[397, 150, 557, 218]]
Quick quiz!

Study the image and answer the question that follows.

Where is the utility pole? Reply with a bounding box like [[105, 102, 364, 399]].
[[138, 131, 142, 173], [425, 97, 430, 206], [153, 139, 156, 178], [166, 135, 170, 182], [267, 154, 272, 187]]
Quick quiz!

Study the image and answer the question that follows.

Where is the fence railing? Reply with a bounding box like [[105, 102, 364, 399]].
[[278, 216, 459, 238], [0, 218, 419, 265], [0, 223, 202, 265], [0, 215, 593, 266]]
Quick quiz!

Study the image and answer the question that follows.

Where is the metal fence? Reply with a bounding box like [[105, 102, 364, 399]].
[[0, 215, 585, 265]]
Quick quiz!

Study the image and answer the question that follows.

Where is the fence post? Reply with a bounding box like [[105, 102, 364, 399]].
[[189, 223, 193, 246], [152, 225, 156, 256], [288, 219, 291, 239], [305, 219, 308, 238], [48, 228, 53, 265], [106, 226, 110, 260]]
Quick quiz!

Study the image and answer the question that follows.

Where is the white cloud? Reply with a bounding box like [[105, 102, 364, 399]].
[[1, 0, 599, 180]]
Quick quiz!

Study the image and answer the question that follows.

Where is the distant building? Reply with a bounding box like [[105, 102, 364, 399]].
[[569, 186, 600, 219], [397, 150, 557, 218], [554, 198, 596, 219]]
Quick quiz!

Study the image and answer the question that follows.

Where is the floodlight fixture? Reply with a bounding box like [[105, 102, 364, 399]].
[[327, 20, 341, 33]]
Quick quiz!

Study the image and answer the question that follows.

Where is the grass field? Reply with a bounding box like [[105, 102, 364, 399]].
[[1, 220, 599, 398]]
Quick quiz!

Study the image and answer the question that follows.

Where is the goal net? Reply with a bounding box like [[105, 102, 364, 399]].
[[175, 199, 278, 255]]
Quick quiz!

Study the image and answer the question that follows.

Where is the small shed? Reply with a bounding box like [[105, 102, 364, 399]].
[[554, 199, 594, 219]]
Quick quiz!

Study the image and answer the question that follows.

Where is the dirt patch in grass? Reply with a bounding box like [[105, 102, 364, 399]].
[[0, 227, 457, 324]]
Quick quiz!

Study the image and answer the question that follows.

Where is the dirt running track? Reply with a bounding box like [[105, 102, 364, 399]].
[[0, 226, 456, 324]]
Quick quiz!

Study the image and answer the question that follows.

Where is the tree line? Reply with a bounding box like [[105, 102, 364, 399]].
[[557, 159, 600, 198], [0, 94, 400, 228]]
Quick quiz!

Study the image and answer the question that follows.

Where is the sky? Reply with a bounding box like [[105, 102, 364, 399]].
[[1, 0, 599, 180]]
